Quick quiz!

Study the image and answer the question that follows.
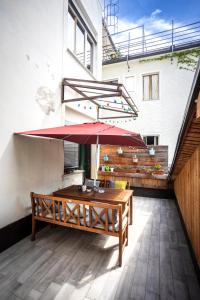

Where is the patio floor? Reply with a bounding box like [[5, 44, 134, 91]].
[[0, 197, 199, 300]]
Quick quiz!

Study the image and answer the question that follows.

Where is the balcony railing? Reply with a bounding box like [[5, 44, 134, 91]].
[[103, 21, 200, 64]]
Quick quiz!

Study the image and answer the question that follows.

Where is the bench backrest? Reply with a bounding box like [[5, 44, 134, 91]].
[[31, 192, 123, 235]]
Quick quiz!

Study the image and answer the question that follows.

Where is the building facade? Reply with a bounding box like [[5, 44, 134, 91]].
[[0, 0, 103, 229], [102, 56, 195, 165]]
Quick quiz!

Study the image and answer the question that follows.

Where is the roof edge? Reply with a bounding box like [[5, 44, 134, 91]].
[[169, 58, 200, 177]]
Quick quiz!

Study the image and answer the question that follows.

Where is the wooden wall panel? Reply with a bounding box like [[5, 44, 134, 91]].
[[98, 172, 169, 189], [100, 145, 168, 172], [174, 145, 200, 267], [98, 145, 168, 189], [196, 92, 200, 119]]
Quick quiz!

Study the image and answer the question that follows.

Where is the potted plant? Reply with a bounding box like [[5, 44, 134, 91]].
[[117, 147, 123, 155], [105, 165, 110, 172], [132, 154, 138, 164], [139, 167, 147, 174], [144, 167, 154, 176], [153, 164, 164, 175], [149, 147, 155, 156], [100, 165, 106, 172], [110, 166, 114, 172]]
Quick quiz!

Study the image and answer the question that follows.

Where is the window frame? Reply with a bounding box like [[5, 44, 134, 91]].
[[67, 4, 96, 73], [142, 73, 159, 101], [143, 135, 159, 146]]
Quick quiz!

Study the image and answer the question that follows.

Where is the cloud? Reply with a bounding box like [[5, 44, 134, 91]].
[[110, 9, 174, 39], [151, 9, 162, 19], [107, 12, 182, 57]]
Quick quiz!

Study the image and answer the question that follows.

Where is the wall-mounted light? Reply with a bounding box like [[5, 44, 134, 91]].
[[149, 147, 155, 156]]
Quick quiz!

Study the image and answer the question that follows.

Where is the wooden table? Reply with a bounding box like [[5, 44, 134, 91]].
[[53, 185, 133, 225]]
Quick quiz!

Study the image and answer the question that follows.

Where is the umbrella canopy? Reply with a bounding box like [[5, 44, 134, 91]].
[[17, 122, 146, 147]]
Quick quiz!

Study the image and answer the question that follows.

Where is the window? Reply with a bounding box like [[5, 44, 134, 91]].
[[64, 121, 79, 173], [64, 141, 79, 173], [143, 74, 159, 100], [104, 78, 118, 84], [76, 22, 85, 64], [124, 76, 135, 93], [143, 135, 159, 146], [68, 11, 75, 52], [67, 5, 95, 73], [86, 37, 93, 72]]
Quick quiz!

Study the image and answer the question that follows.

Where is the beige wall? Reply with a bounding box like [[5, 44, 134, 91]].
[[0, 0, 102, 228]]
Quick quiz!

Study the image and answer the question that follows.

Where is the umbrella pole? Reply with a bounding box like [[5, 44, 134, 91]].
[[94, 135, 99, 188]]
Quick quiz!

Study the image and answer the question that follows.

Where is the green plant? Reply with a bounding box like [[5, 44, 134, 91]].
[[105, 165, 110, 171], [154, 164, 161, 170], [110, 49, 122, 60], [139, 47, 200, 71], [144, 168, 154, 176], [123, 165, 132, 169]]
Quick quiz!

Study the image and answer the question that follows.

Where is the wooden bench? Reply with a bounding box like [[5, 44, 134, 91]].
[[30, 192, 129, 266]]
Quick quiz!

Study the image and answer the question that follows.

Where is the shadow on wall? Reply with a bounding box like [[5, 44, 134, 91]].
[[0, 134, 64, 228]]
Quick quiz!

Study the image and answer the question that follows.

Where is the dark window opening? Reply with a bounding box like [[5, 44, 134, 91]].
[[143, 135, 159, 146]]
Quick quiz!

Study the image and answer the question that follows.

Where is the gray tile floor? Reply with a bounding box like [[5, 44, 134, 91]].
[[0, 197, 199, 300]]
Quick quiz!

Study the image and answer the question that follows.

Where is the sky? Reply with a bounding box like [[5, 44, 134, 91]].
[[118, 0, 200, 26], [104, 0, 200, 36]]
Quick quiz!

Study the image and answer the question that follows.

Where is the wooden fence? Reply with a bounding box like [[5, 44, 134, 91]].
[[98, 145, 168, 189], [174, 145, 200, 267]]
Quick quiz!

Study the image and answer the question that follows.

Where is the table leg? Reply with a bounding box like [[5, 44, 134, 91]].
[[129, 196, 133, 225]]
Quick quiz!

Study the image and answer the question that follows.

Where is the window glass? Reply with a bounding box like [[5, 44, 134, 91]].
[[147, 136, 155, 145], [68, 11, 75, 52], [86, 38, 93, 71], [64, 141, 79, 172], [143, 75, 150, 100], [152, 74, 159, 100], [143, 74, 159, 100], [76, 23, 85, 64], [143, 135, 159, 145], [67, 5, 95, 73]]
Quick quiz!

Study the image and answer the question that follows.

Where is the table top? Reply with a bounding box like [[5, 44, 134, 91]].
[[53, 185, 133, 204]]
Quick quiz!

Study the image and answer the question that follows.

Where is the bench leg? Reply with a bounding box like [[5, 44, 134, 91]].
[[31, 216, 36, 241], [119, 232, 123, 267], [126, 224, 128, 246]]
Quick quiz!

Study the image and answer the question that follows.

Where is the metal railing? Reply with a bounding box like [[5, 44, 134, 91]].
[[103, 21, 200, 63]]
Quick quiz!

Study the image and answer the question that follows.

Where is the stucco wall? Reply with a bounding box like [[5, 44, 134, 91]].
[[0, 0, 102, 228], [102, 57, 194, 165]]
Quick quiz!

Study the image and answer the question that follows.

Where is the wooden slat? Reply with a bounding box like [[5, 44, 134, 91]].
[[196, 92, 200, 119], [99, 145, 168, 189], [173, 112, 200, 176], [174, 145, 200, 267]]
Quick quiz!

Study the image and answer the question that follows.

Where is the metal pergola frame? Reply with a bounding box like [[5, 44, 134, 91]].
[[62, 78, 139, 119]]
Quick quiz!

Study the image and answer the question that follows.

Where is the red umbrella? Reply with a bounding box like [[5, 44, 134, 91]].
[[17, 122, 146, 185], [17, 122, 146, 147]]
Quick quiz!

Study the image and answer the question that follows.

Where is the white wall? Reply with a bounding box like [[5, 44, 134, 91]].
[[0, 0, 102, 228], [102, 57, 195, 165]]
